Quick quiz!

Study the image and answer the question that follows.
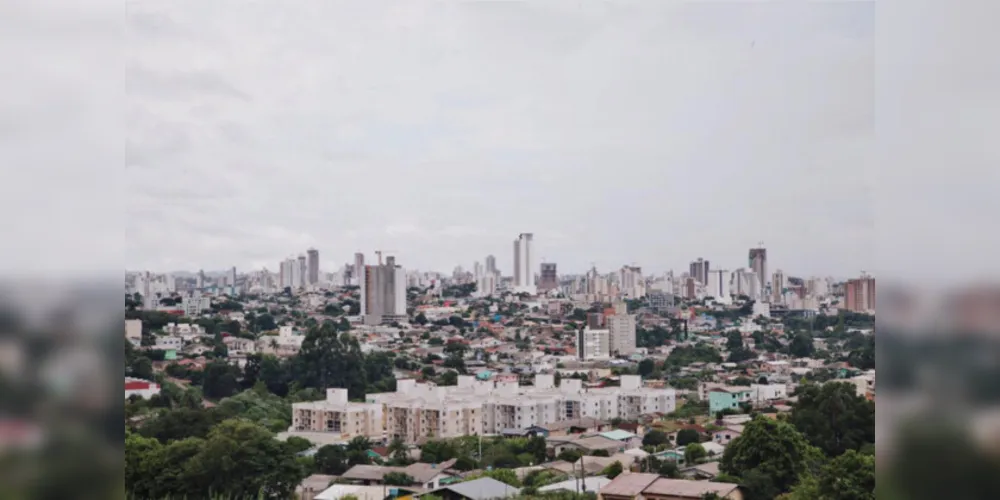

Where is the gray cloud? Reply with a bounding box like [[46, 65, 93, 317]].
[[125, 1, 874, 277]]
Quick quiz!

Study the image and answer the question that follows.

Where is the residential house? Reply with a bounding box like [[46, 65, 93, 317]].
[[548, 435, 628, 457], [599, 430, 642, 448], [708, 387, 751, 415], [711, 426, 743, 446], [153, 335, 183, 350], [297, 474, 336, 500], [223, 336, 257, 356], [680, 461, 720, 480], [598, 473, 742, 500], [340, 459, 459, 490], [417, 477, 518, 500], [537, 417, 611, 437]]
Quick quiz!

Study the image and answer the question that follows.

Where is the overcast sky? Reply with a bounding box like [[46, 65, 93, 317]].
[[125, 0, 874, 278]]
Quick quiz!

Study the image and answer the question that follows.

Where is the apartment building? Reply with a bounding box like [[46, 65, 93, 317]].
[[291, 389, 383, 439], [302, 374, 677, 444], [578, 328, 611, 360], [607, 313, 637, 355]]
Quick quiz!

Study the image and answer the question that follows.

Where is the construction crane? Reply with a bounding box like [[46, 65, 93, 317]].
[[374, 250, 397, 266]]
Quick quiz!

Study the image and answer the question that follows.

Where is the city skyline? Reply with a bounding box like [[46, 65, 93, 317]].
[[126, 2, 873, 278], [126, 241, 863, 283]]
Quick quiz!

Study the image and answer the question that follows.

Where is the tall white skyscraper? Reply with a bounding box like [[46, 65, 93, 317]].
[[353, 252, 365, 286], [749, 247, 767, 292], [708, 269, 733, 304], [512, 233, 535, 294]]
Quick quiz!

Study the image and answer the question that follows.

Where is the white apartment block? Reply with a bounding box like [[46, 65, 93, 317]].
[[223, 336, 256, 356], [182, 294, 211, 317], [578, 328, 611, 360], [291, 389, 383, 439], [291, 374, 676, 444], [153, 336, 183, 350], [749, 383, 789, 403]]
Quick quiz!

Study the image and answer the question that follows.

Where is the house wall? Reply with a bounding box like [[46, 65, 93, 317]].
[[709, 392, 739, 415]]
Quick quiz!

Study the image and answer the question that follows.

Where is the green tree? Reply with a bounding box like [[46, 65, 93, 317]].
[[383, 472, 415, 486], [789, 382, 875, 457], [201, 360, 241, 399], [470, 468, 520, 487], [658, 460, 680, 478], [256, 313, 277, 331], [788, 333, 814, 358], [388, 437, 412, 465], [642, 430, 669, 447], [676, 429, 701, 447], [314, 445, 349, 475], [815, 450, 875, 500], [720, 417, 823, 500], [138, 407, 220, 443], [292, 324, 368, 398], [637, 358, 656, 377], [130, 356, 154, 380], [557, 449, 583, 463], [602, 461, 624, 479], [183, 419, 305, 499], [726, 331, 743, 351], [684, 443, 707, 465], [286, 436, 314, 454]]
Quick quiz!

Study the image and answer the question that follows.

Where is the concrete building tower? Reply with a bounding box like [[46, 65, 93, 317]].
[[307, 248, 320, 286], [513, 233, 535, 294]]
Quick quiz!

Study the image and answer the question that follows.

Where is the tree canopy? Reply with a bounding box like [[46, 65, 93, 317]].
[[789, 382, 875, 457], [720, 417, 824, 500]]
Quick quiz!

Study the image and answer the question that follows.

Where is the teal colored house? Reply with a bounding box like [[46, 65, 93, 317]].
[[708, 387, 751, 415]]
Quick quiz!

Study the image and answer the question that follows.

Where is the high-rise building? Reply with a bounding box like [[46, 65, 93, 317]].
[[844, 273, 876, 313], [197, 270, 205, 290], [307, 248, 320, 286], [279, 258, 298, 289], [353, 252, 365, 287], [476, 272, 497, 298], [297, 255, 307, 288], [748, 247, 767, 292], [732, 268, 761, 300], [538, 263, 558, 293], [607, 311, 637, 355], [619, 265, 645, 299], [485, 255, 497, 275], [689, 258, 710, 285], [684, 277, 697, 300], [513, 233, 535, 294], [772, 269, 786, 303], [360, 255, 407, 325], [708, 269, 732, 304], [230, 266, 237, 296]]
